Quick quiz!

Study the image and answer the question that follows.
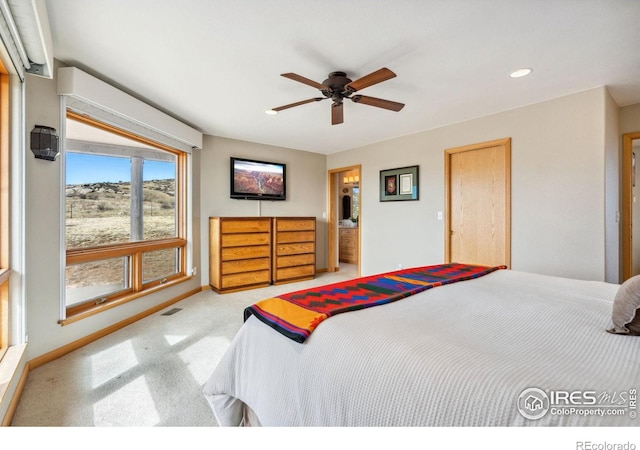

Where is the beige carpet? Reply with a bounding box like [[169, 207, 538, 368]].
[[11, 264, 358, 426]]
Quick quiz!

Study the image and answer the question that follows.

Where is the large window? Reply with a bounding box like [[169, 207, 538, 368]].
[[0, 65, 8, 360], [63, 112, 188, 324]]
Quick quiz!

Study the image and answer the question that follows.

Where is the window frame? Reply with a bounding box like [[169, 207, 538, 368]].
[[61, 111, 190, 325], [0, 66, 10, 360]]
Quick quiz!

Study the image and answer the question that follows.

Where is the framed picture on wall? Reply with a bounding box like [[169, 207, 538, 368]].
[[384, 175, 397, 196], [379, 165, 419, 201], [399, 173, 413, 194]]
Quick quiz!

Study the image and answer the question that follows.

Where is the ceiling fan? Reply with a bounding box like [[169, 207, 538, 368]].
[[271, 67, 404, 125]]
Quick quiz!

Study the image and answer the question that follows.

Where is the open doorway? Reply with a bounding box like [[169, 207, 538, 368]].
[[621, 132, 640, 281], [328, 165, 361, 277]]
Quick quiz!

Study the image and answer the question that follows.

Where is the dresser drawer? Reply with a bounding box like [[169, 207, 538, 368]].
[[276, 253, 315, 268], [222, 257, 270, 275], [276, 265, 315, 281], [221, 219, 270, 234], [276, 242, 315, 256], [221, 245, 270, 261], [275, 218, 315, 232], [276, 230, 315, 244], [221, 232, 270, 247], [221, 270, 271, 289]]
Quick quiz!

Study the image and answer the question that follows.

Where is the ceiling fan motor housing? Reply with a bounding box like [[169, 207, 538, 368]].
[[323, 72, 352, 103]]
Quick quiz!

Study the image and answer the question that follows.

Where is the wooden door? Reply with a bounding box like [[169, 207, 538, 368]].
[[445, 138, 511, 267]]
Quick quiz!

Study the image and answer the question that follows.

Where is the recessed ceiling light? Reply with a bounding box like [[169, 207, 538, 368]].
[[265, 109, 278, 115], [510, 68, 532, 78]]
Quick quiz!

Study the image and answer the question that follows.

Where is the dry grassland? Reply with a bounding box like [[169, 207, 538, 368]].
[[65, 180, 177, 292]]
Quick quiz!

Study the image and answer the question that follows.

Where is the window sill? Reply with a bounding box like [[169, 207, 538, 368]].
[[60, 275, 193, 326], [0, 343, 27, 425]]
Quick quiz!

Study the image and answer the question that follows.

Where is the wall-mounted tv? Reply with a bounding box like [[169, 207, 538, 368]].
[[230, 156, 287, 201]]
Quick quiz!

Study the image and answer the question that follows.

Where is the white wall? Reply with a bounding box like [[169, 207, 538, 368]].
[[199, 135, 328, 286], [329, 88, 612, 282], [23, 68, 203, 360], [620, 104, 640, 133], [604, 88, 620, 283]]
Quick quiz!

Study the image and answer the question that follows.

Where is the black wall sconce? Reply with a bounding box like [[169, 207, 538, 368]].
[[30, 125, 59, 161]]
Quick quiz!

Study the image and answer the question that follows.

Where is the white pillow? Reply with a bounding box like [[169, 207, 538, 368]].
[[607, 275, 640, 335]]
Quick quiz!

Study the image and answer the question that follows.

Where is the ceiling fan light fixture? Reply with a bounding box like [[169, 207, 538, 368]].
[[265, 109, 278, 115], [509, 68, 532, 78]]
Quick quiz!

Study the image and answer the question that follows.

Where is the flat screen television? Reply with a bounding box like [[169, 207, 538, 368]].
[[230, 156, 286, 201]]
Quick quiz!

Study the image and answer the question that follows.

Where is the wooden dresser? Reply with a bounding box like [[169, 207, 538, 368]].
[[272, 217, 316, 284], [209, 216, 316, 293], [339, 227, 358, 264], [209, 217, 272, 293]]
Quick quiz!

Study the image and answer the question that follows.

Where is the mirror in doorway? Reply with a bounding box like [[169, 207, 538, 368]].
[[342, 195, 351, 219], [341, 187, 359, 224]]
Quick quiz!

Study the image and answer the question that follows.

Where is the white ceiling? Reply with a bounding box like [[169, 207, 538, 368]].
[[44, 0, 640, 155]]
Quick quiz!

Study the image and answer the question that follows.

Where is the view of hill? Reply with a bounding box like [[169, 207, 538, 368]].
[[65, 179, 176, 249], [65, 179, 177, 296]]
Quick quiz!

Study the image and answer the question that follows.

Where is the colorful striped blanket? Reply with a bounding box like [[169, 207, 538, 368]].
[[244, 262, 506, 343]]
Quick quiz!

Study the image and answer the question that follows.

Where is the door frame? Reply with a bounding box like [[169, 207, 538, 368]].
[[444, 138, 511, 267], [621, 132, 640, 281], [327, 164, 361, 275]]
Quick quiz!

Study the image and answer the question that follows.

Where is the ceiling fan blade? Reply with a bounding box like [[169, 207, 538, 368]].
[[281, 73, 327, 91], [332, 102, 344, 125], [271, 97, 325, 112], [351, 95, 404, 112], [345, 68, 396, 93]]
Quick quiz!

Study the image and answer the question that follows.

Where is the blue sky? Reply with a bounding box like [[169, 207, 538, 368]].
[[66, 154, 175, 185]]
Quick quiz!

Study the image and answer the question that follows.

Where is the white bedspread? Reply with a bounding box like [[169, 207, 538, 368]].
[[202, 270, 639, 426]]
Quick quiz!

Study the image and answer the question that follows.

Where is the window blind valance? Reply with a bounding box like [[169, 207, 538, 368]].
[[57, 67, 203, 153], [0, 0, 53, 80]]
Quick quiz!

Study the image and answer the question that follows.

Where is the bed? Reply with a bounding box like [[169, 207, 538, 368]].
[[202, 264, 639, 426]]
